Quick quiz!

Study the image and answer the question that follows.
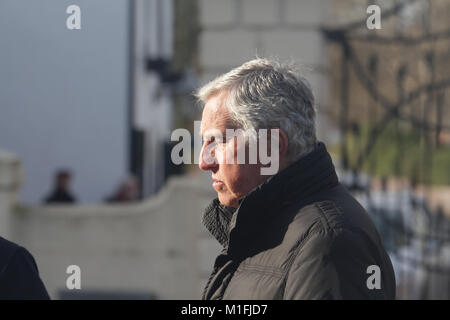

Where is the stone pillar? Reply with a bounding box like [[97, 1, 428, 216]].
[[0, 150, 23, 240]]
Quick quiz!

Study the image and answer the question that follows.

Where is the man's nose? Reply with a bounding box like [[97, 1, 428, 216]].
[[199, 144, 218, 171]]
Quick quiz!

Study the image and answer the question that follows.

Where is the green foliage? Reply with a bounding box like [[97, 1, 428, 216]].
[[332, 120, 450, 186]]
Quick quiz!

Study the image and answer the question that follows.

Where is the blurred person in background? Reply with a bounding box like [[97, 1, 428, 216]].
[[43, 169, 77, 204], [105, 175, 139, 203], [196, 58, 396, 300]]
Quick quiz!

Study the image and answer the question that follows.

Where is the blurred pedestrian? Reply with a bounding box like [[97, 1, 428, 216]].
[[105, 175, 139, 203], [44, 169, 77, 204]]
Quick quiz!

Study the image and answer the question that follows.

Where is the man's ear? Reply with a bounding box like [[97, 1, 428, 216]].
[[265, 128, 288, 158], [278, 129, 288, 159]]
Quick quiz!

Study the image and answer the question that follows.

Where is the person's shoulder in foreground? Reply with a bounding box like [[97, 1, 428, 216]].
[[0, 236, 50, 299]]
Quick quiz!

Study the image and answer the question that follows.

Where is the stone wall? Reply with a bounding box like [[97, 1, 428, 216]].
[[1, 149, 220, 299]]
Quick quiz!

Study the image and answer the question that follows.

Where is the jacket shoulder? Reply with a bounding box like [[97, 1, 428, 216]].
[[283, 201, 396, 299], [286, 200, 351, 240], [282, 199, 377, 266], [274, 200, 355, 270]]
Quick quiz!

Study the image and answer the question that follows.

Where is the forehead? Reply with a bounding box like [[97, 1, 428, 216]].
[[200, 93, 232, 135]]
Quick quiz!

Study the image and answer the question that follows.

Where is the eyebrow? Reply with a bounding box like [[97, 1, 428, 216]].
[[203, 130, 223, 139], [199, 114, 235, 138], [199, 123, 207, 139]]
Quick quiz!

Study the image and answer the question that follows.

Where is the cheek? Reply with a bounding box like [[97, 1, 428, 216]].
[[223, 164, 261, 195], [218, 141, 236, 165], [215, 145, 226, 164], [218, 165, 241, 194]]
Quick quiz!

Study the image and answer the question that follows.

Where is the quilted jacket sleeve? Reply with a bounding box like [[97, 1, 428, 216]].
[[283, 228, 392, 300]]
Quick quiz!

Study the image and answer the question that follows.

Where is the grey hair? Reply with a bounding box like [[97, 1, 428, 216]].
[[195, 58, 317, 162]]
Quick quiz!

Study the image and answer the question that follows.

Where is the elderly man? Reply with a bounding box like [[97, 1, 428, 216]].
[[196, 58, 396, 300]]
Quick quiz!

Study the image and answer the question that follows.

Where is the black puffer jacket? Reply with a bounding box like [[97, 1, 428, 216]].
[[202, 142, 396, 300]]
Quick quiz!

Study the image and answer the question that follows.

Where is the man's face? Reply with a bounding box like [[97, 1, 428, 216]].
[[199, 93, 268, 208]]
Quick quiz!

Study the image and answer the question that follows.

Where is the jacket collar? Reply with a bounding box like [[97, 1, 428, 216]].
[[202, 141, 339, 254]]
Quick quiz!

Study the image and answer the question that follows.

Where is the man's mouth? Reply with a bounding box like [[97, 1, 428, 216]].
[[212, 178, 224, 188]]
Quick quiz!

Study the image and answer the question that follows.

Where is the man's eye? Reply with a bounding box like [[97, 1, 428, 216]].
[[202, 136, 215, 145]]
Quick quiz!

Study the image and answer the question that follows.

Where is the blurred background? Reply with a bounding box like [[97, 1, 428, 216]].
[[0, 0, 448, 299]]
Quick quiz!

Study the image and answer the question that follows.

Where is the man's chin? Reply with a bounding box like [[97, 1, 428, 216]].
[[217, 194, 239, 208]]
